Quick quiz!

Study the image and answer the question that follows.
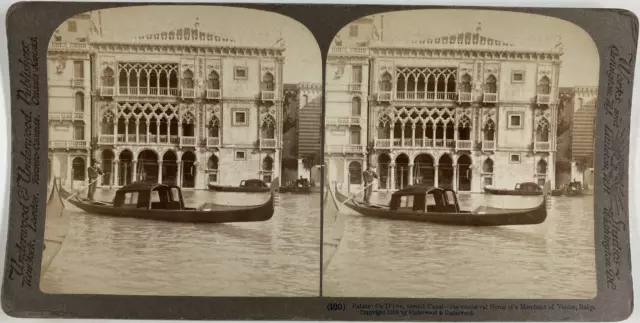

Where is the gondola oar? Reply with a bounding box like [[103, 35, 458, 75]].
[[64, 175, 103, 202]]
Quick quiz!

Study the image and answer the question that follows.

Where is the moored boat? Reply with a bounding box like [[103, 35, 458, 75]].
[[42, 178, 71, 277], [278, 185, 313, 194], [207, 179, 270, 193], [483, 182, 544, 196], [333, 181, 550, 226], [58, 178, 279, 223]]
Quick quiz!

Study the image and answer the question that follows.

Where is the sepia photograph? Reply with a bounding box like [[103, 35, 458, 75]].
[[323, 9, 599, 299], [43, 5, 322, 296]]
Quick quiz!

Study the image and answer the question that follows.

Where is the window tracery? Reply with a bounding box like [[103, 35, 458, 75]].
[[395, 67, 457, 100]]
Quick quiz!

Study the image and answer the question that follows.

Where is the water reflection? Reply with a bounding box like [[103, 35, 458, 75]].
[[41, 188, 321, 297], [323, 191, 596, 299]]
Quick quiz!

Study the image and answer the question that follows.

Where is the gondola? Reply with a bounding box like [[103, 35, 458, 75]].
[[278, 185, 313, 194], [550, 186, 566, 196], [207, 179, 270, 193], [57, 178, 279, 223], [333, 181, 550, 226], [42, 178, 71, 277], [483, 182, 544, 196]]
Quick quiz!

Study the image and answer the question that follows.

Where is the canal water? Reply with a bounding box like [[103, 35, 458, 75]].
[[323, 191, 596, 299], [40, 188, 321, 296]]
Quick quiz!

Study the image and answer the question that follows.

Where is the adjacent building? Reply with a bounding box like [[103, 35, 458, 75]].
[[48, 14, 286, 189], [47, 14, 94, 189], [326, 19, 563, 193]]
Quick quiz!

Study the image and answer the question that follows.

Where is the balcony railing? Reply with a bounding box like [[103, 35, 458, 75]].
[[99, 134, 187, 144], [48, 42, 88, 51], [100, 87, 115, 96], [180, 136, 197, 147], [261, 91, 276, 101], [71, 78, 84, 87], [206, 89, 221, 100], [395, 91, 457, 101], [260, 138, 277, 148], [118, 87, 179, 97], [49, 112, 85, 121], [377, 91, 392, 101], [329, 47, 369, 55], [325, 145, 364, 154], [534, 141, 551, 151], [325, 116, 362, 127], [181, 88, 196, 99], [49, 140, 88, 149], [483, 92, 498, 103], [349, 83, 362, 92], [482, 140, 496, 151], [537, 93, 551, 105], [455, 140, 473, 150], [458, 91, 473, 103], [374, 138, 459, 149], [207, 137, 221, 147]]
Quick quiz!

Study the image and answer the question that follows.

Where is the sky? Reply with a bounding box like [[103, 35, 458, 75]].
[[89, 5, 323, 84], [76, 6, 598, 88], [343, 9, 600, 87]]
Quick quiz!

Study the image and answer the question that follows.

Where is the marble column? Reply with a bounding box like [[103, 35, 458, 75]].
[[408, 163, 414, 186], [66, 155, 71, 188], [113, 160, 119, 187], [132, 160, 138, 182], [178, 161, 183, 187], [158, 161, 163, 184], [453, 163, 458, 192], [390, 163, 396, 190], [434, 163, 439, 188]]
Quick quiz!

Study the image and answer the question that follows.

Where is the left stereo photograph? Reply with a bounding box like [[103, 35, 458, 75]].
[[43, 5, 323, 297]]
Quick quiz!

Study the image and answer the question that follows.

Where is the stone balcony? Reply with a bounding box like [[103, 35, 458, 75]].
[[260, 138, 277, 148], [374, 138, 456, 149], [325, 144, 364, 154], [181, 88, 196, 99], [325, 116, 362, 127], [349, 83, 363, 92], [49, 140, 88, 150], [395, 91, 457, 101], [206, 137, 221, 147], [261, 91, 276, 102], [328, 47, 369, 56], [71, 78, 84, 88], [537, 93, 551, 105], [482, 140, 496, 151], [98, 134, 182, 145], [458, 91, 473, 103], [534, 141, 551, 151], [206, 89, 222, 100], [483, 92, 498, 103], [100, 87, 115, 97], [180, 136, 197, 147], [377, 91, 392, 101], [117, 87, 179, 97], [48, 42, 89, 51], [49, 112, 86, 122]]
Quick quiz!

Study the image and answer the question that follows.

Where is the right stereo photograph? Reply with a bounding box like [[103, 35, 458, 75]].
[[322, 9, 599, 299]]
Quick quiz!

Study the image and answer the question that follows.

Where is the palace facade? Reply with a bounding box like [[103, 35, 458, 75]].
[[326, 19, 562, 193], [48, 15, 285, 190]]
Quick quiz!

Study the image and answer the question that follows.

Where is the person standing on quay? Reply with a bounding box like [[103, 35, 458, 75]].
[[87, 159, 104, 201], [362, 165, 378, 204]]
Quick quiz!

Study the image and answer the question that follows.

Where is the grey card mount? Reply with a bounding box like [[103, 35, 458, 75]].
[[0, 2, 637, 321]]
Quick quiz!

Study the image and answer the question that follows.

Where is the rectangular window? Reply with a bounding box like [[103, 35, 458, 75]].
[[234, 67, 248, 79], [234, 150, 246, 161], [349, 25, 358, 37], [507, 112, 523, 129], [350, 130, 360, 145], [74, 125, 84, 141], [511, 71, 525, 83], [352, 66, 362, 83], [232, 109, 248, 126], [68, 20, 77, 32], [510, 154, 521, 163], [74, 61, 84, 79]]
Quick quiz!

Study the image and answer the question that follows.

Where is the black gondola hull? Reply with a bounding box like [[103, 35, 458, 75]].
[[334, 190, 548, 226]]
